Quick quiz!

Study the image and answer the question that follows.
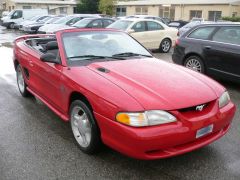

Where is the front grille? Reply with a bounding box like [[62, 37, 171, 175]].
[[179, 103, 209, 113]]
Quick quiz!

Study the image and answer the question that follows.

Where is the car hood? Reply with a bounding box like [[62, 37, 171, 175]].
[[87, 58, 224, 110]]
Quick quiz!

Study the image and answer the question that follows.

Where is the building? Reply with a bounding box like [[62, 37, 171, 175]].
[[116, 0, 240, 21], [1, 0, 77, 15]]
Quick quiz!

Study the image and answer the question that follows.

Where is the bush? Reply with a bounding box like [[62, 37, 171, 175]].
[[221, 16, 240, 22]]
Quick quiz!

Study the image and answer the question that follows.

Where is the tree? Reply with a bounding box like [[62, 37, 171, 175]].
[[99, 0, 116, 15], [77, 0, 100, 14]]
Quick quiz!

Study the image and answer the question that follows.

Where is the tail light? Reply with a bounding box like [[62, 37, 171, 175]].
[[174, 39, 180, 47]]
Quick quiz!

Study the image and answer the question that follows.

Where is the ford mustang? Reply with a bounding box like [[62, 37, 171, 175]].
[[13, 29, 236, 160]]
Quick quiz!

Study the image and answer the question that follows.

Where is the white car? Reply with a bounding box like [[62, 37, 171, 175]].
[[18, 15, 50, 30], [108, 18, 178, 52]]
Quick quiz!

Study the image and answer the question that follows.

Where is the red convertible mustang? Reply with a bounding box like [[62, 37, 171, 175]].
[[13, 29, 235, 160]]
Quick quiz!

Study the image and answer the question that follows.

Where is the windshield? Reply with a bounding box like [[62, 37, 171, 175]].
[[107, 20, 133, 30], [73, 19, 93, 28], [53, 16, 72, 24], [7, 10, 16, 16], [62, 31, 152, 65]]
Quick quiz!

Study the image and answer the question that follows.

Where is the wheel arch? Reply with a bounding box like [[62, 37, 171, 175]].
[[14, 59, 19, 71], [183, 53, 204, 65], [68, 91, 93, 114]]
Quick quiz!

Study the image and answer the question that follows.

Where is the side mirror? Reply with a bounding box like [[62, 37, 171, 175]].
[[40, 53, 60, 64], [127, 29, 135, 34]]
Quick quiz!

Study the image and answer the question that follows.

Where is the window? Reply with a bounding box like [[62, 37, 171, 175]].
[[11, 10, 22, 19], [232, 12, 237, 17], [135, 6, 148, 15], [132, 21, 146, 32], [116, 6, 126, 16], [103, 20, 114, 27], [212, 26, 240, 45], [190, 10, 202, 20], [146, 21, 163, 31], [208, 11, 222, 21], [22, 6, 32, 9], [188, 27, 216, 40], [89, 20, 103, 28], [159, 6, 175, 20], [60, 7, 67, 14], [49, 9, 56, 15]]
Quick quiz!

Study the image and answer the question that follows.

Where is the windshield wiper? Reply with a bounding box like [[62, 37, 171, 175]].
[[112, 52, 152, 58], [67, 55, 124, 60]]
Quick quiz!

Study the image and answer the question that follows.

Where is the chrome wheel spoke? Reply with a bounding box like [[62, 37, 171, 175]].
[[186, 59, 202, 72]]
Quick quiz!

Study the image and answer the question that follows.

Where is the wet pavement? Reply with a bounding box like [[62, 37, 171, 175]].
[[0, 26, 240, 180]]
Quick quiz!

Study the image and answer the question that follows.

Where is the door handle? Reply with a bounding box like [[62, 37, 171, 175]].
[[204, 46, 211, 50]]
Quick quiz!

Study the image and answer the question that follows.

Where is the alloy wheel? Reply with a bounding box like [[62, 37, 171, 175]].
[[71, 106, 92, 148]]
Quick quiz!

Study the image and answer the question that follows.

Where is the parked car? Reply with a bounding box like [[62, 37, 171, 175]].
[[38, 14, 100, 34], [172, 23, 240, 82], [13, 29, 235, 160], [108, 18, 178, 52], [178, 21, 213, 36], [19, 15, 50, 30], [72, 17, 115, 28], [168, 20, 188, 29], [126, 15, 168, 24], [23, 16, 60, 34], [53, 18, 115, 32], [1, 9, 48, 29]]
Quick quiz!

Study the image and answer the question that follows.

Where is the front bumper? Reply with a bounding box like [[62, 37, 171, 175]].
[[95, 101, 235, 160]]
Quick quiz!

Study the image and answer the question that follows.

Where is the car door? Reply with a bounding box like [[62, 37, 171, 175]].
[[26, 42, 64, 112], [129, 21, 149, 48], [205, 26, 240, 78], [145, 21, 165, 49]]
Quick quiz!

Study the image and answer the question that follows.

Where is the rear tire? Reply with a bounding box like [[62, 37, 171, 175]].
[[16, 64, 30, 97], [70, 100, 102, 154], [159, 38, 171, 53], [184, 55, 205, 73]]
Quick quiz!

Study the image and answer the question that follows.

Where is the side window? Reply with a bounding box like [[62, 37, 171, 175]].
[[146, 21, 163, 31], [11, 10, 22, 19], [212, 26, 240, 45], [132, 21, 146, 32], [89, 20, 103, 28], [103, 20, 114, 27], [188, 27, 216, 40]]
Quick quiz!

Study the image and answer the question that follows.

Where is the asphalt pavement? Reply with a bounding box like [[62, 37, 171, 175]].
[[0, 26, 239, 180]]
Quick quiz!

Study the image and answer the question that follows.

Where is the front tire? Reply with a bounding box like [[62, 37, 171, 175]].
[[8, 23, 15, 29], [70, 100, 101, 154], [16, 64, 30, 97], [184, 55, 205, 73], [159, 38, 171, 53]]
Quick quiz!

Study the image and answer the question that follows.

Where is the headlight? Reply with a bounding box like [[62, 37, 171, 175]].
[[116, 110, 176, 127], [219, 91, 230, 109]]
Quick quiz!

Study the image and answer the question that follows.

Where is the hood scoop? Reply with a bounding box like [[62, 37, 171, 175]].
[[97, 67, 110, 73]]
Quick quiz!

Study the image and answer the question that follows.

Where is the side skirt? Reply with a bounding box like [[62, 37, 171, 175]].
[[27, 87, 69, 121]]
